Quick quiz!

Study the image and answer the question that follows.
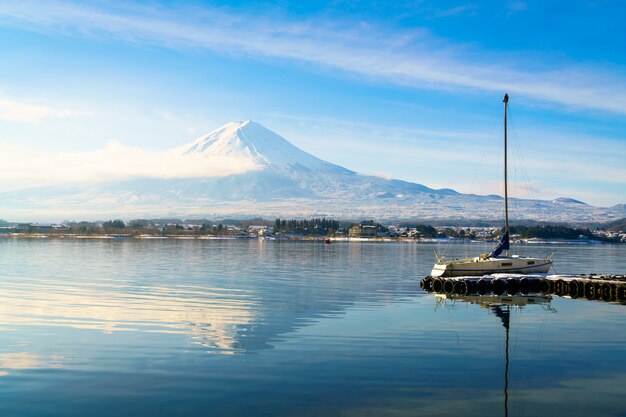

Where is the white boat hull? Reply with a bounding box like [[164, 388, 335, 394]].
[[431, 256, 552, 277]]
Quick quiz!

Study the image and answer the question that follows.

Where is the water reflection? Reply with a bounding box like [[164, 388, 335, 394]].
[[0, 239, 419, 356], [0, 239, 624, 417], [0, 352, 64, 376], [434, 294, 554, 417], [0, 277, 256, 354]]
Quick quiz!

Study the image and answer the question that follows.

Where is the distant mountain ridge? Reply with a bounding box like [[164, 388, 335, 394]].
[[0, 121, 622, 222], [552, 197, 587, 205]]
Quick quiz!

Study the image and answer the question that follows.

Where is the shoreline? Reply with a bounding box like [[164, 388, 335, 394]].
[[0, 233, 623, 244]]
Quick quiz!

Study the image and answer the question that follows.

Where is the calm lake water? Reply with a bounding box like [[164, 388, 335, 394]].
[[0, 238, 624, 417]]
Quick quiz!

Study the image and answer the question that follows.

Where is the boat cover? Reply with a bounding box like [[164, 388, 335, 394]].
[[487, 232, 510, 258]]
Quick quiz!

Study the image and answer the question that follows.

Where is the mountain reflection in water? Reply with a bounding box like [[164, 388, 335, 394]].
[[0, 239, 624, 417], [0, 276, 256, 353]]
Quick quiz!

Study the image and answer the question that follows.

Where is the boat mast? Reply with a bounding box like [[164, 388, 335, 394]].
[[503, 93, 510, 257]]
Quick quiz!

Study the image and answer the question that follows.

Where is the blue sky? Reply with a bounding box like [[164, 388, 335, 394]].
[[0, 0, 624, 205]]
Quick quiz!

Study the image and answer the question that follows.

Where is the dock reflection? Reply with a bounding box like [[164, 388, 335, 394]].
[[433, 293, 553, 417]]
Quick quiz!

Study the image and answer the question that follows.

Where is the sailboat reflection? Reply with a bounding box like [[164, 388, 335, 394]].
[[435, 293, 554, 417]]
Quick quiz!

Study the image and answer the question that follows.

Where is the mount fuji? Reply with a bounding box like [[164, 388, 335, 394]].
[[0, 121, 623, 222], [170, 120, 451, 200]]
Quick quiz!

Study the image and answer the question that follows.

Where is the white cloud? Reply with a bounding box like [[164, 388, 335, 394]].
[[0, 95, 90, 123], [434, 4, 477, 18], [507, 0, 528, 13], [0, 140, 259, 188], [0, 1, 625, 115]]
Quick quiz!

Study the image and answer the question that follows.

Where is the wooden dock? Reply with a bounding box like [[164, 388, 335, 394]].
[[420, 274, 626, 303]]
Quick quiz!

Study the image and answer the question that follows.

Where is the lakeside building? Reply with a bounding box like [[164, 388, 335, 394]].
[[16, 223, 65, 232], [594, 229, 626, 242], [349, 224, 378, 238], [247, 225, 273, 237]]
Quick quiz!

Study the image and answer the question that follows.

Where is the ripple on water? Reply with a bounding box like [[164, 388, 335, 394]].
[[0, 239, 623, 417]]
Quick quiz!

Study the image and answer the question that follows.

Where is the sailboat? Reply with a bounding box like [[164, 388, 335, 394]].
[[431, 94, 553, 277]]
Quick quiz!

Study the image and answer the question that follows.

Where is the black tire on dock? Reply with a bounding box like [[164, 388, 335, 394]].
[[554, 279, 569, 296], [584, 282, 596, 299], [432, 278, 444, 293], [477, 279, 489, 295], [443, 279, 455, 294], [529, 278, 542, 293], [563, 280, 570, 294], [539, 279, 551, 294], [420, 277, 433, 291], [594, 282, 604, 299], [506, 278, 519, 295], [493, 278, 506, 295], [519, 278, 530, 295], [601, 282, 613, 302], [454, 280, 468, 295], [616, 284, 626, 302], [568, 280, 580, 298], [554, 279, 562, 295]]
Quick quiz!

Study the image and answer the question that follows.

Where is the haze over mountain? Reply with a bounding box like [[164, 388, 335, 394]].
[[0, 121, 623, 222]]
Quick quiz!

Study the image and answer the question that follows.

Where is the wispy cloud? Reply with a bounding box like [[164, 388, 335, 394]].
[[507, 0, 528, 13], [0, 95, 90, 123], [269, 114, 625, 205], [0, 140, 258, 188], [434, 3, 477, 18], [1, 1, 626, 115]]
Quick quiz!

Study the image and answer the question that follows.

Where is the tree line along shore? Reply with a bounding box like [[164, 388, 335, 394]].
[[0, 218, 624, 243]]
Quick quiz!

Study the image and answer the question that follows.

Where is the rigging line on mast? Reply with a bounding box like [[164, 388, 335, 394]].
[[438, 113, 499, 260], [438, 228, 455, 259], [505, 96, 541, 258], [437, 108, 501, 260], [494, 96, 505, 236], [508, 107, 534, 201], [550, 262, 560, 275]]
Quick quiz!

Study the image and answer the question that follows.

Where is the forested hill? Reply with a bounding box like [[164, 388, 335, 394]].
[[604, 218, 626, 232], [510, 225, 595, 240]]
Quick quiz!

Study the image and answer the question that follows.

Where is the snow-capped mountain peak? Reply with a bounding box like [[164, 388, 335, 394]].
[[181, 120, 336, 171], [0, 120, 619, 222]]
